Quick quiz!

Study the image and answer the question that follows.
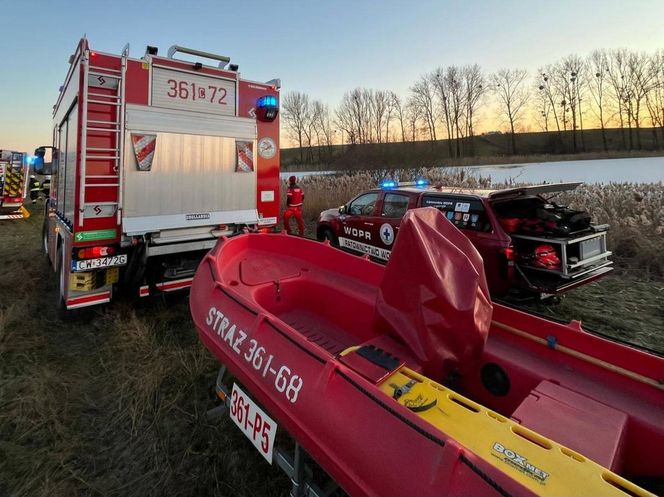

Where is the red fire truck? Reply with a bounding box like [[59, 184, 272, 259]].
[[0, 150, 30, 219], [40, 38, 280, 315]]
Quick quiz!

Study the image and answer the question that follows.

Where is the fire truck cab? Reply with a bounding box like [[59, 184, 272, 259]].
[[41, 38, 280, 314]]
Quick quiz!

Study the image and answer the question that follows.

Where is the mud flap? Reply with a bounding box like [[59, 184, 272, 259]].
[[122, 242, 148, 295]]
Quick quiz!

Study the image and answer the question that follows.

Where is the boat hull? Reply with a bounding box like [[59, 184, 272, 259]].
[[192, 250, 534, 496], [191, 231, 663, 496]]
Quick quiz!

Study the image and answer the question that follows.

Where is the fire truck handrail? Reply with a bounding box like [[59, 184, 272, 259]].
[[79, 50, 90, 226], [116, 49, 127, 225], [167, 45, 231, 68]]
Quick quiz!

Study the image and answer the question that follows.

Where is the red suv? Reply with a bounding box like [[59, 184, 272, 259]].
[[316, 181, 613, 298]]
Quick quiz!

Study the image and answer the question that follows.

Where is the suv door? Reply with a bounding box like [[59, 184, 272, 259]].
[[377, 192, 412, 256], [420, 193, 512, 295], [338, 192, 381, 257]]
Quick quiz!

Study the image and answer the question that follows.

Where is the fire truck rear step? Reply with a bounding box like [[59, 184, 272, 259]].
[[146, 239, 218, 257]]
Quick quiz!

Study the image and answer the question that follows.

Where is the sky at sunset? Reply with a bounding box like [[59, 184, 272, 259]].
[[1, 0, 663, 152]]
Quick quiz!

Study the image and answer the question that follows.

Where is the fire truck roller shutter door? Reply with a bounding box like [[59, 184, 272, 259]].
[[122, 105, 258, 234]]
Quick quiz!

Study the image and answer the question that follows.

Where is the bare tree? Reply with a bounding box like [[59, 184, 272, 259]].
[[311, 100, 334, 162], [372, 90, 391, 144], [492, 68, 530, 154], [644, 50, 664, 148], [355, 88, 375, 144], [410, 75, 437, 142], [335, 97, 356, 145], [390, 92, 407, 142], [335, 88, 375, 145], [384, 93, 396, 143], [405, 97, 422, 142], [557, 55, 586, 152], [538, 66, 564, 147], [282, 91, 311, 163], [463, 64, 485, 156], [446, 66, 465, 157], [544, 61, 576, 149], [607, 49, 631, 149], [627, 51, 658, 149], [302, 109, 315, 163], [587, 49, 610, 151], [533, 82, 552, 132], [321, 46, 664, 159], [431, 67, 454, 156]]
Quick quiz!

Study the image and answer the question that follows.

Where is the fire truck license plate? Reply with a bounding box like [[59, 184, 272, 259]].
[[230, 383, 277, 463], [72, 255, 128, 272]]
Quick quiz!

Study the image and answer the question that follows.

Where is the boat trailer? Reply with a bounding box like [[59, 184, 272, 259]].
[[207, 365, 339, 497]]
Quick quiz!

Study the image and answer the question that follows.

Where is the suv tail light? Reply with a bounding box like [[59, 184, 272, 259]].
[[499, 244, 516, 280], [77, 245, 115, 259], [501, 245, 515, 265]]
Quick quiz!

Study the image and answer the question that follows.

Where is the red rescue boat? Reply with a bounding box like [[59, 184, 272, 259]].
[[190, 208, 664, 497]]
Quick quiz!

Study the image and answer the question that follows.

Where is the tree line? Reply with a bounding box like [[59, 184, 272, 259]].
[[282, 48, 664, 162]]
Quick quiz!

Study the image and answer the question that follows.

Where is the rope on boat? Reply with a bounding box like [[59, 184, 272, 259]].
[[492, 320, 664, 392]]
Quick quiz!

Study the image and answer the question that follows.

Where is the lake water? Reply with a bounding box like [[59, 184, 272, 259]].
[[446, 156, 664, 184], [282, 156, 664, 184]]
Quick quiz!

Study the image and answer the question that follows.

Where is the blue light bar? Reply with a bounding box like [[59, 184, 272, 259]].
[[379, 179, 398, 189], [257, 95, 278, 108], [415, 178, 429, 188]]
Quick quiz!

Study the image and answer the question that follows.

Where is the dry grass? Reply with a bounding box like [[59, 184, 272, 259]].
[[521, 277, 664, 352], [1, 184, 663, 496], [0, 206, 289, 497]]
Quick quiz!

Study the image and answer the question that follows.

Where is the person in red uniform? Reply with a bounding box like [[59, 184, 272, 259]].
[[284, 175, 305, 236]]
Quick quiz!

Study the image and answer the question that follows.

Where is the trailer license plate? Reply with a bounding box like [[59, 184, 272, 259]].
[[230, 383, 277, 463], [72, 254, 127, 272]]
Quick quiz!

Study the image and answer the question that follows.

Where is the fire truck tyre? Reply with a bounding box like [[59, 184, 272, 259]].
[[55, 245, 74, 321], [319, 228, 338, 246], [42, 218, 50, 265]]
